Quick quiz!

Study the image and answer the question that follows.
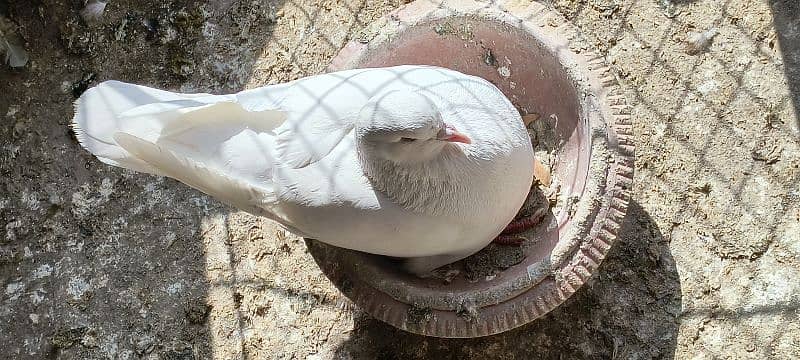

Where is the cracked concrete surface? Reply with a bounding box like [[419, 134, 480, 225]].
[[1, 0, 798, 358]]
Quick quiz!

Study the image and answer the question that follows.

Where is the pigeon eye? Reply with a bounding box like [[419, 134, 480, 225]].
[[399, 137, 416, 143]]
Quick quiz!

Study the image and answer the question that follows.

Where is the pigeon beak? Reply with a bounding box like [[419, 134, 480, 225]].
[[437, 124, 472, 144]]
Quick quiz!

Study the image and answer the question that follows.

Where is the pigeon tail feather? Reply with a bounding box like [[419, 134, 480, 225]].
[[71, 81, 287, 172], [71, 80, 288, 217], [71, 80, 223, 174], [112, 132, 277, 216]]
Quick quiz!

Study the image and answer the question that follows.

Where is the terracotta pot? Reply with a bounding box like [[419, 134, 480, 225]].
[[306, 0, 634, 338]]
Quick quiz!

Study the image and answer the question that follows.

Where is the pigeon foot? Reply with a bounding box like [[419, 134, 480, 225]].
[[492, 207, 547, 246]]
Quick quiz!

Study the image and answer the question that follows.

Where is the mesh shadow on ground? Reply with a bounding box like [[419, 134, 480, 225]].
[[0, 0, 287, 358], [770, 0, 800, 133], [332, 201, 682, 359], [3, 0, 797, 357]]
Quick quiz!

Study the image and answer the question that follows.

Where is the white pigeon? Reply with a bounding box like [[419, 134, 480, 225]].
[[72, 65, 534, 273]]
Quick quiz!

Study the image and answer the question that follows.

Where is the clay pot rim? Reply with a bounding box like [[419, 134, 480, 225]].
[[308, 0, 634, 338]]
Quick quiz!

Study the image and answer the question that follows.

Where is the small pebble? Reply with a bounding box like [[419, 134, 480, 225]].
[[497, 66, 511, 78]]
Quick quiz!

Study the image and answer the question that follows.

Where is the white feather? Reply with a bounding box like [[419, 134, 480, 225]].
[[80, 0, 108, 24], [0, 16, 28, 68], [113, 132, 277, 216]]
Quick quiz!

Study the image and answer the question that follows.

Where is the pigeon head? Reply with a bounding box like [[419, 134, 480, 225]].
[[355, 90, 471, 164]]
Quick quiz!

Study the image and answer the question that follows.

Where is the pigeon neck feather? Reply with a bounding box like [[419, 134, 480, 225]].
[[358, 144, 482, 215]]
